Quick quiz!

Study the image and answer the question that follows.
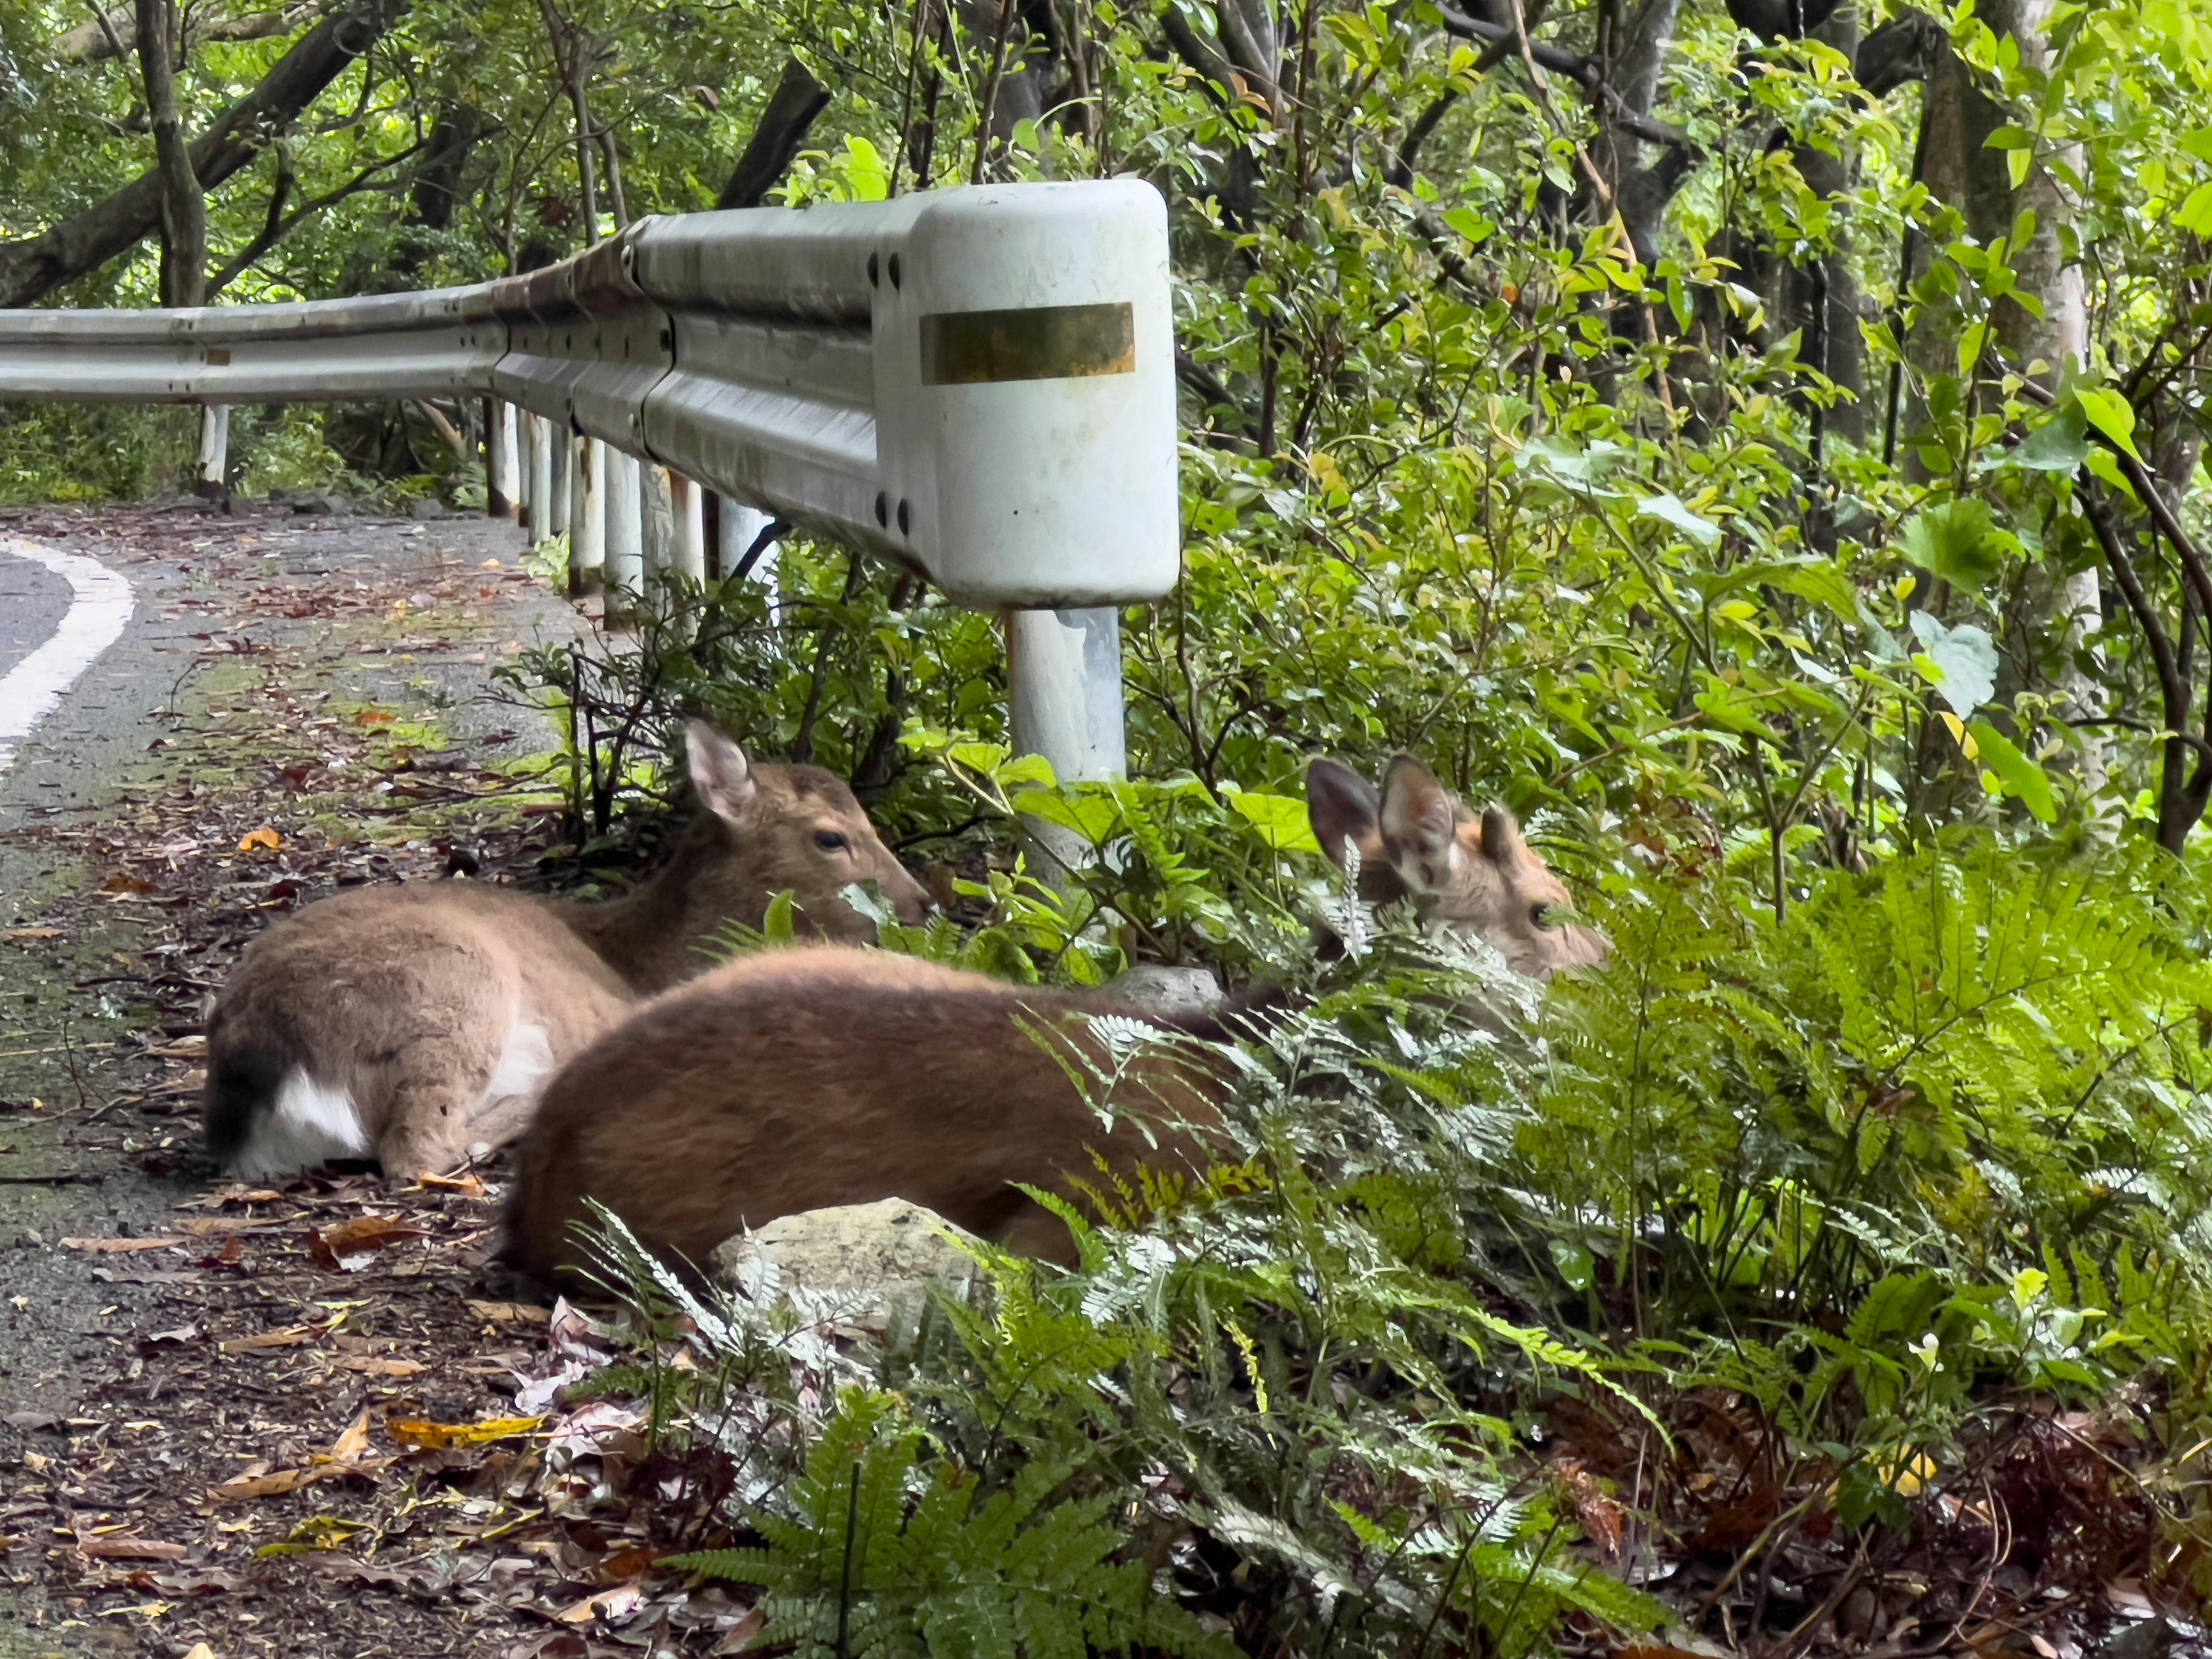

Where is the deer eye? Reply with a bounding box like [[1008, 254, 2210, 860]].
[[1530, 903, 1552, 929], [813, 831, 851, 853]]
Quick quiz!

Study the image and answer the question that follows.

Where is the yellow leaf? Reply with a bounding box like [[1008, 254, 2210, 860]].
[[237, 825, 282, 853], [1880, 1451, 1938, 1495], [386, 1415, 544, 1451], [1938, 711, 1979, 761]]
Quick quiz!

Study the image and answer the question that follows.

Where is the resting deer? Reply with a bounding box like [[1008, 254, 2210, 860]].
[[203, 721, 930, 1183], [501, 753, 1607, 1282]]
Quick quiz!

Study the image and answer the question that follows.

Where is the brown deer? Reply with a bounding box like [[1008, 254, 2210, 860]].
[[501, 753, 1607, 1282], [203, 721, 930, 1183]]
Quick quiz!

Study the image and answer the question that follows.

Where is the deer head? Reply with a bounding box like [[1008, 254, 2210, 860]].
[[1308, 753, 1607, 979]]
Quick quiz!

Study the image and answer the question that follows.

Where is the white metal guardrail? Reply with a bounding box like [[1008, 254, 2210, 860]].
[[0, 180, 1180, 791]]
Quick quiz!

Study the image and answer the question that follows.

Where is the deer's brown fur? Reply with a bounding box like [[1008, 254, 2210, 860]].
[[501, 755, 1606, 1282], [202, 722, 929, 1182]]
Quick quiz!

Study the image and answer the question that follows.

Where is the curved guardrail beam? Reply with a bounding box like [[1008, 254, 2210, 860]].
[[0, 181, 1178, 612]]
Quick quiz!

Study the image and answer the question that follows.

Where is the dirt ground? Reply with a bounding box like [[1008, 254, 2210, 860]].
[[0, 506, 746, 1658]]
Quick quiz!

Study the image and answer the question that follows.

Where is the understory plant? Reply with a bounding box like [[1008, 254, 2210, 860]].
[[574, 824, 2212, 1652]]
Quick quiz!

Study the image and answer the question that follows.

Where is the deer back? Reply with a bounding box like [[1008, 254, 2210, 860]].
[[501, 947, 1232, 1282]]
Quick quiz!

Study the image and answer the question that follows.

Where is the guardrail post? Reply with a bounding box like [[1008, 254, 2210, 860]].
[[485, 399, 516, 518], [604, 448, 643, 626], [549, 426, 572, 543], [525, 414, 551, 546], [571, 437, 605, 594], [673, 475, 707, 581], [1005, 606, 1127, 880], [641, 464, 677, 585], [194, 406, 229, 501], [717, 499, 776, 586]]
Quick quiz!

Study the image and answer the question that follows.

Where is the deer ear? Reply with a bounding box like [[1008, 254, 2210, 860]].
[[1379, 755, 1461, 893], [1306, 758, 1383, 874], [1478, 805, 1528, 866], [687, 721, 759, 825]]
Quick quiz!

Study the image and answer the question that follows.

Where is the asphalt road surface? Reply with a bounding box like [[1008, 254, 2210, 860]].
[[0, 543, 72, 686]]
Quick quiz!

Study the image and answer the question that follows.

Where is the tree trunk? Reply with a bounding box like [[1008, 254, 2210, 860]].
[[0, 0, 407, 307], [717, 59, 831, 210], [1901, 0, 2105, 798], [136, 0, 207, 307]]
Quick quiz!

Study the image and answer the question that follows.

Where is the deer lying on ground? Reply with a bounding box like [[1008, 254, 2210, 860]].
[[203, 721, 930, 1183], [501, 752, 1607, 1283]]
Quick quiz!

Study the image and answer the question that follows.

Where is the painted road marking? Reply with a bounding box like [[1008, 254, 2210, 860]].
[[0, 537, 135, 781]]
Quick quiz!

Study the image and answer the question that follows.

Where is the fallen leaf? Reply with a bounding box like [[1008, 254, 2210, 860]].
[[387, 1415, 543, 1452], [327, 1407, 374, 1463], [306, 1214, 427, 1270], [77, 1537, 189, 1562], [101, 873, 156, 895], [553, 1581, 643, 1624], [209, 1469, 312, 1501], [97, 1601, 174, 1620], [332, 1354, 428, 1378], [411, 1170, 487, 1196], [207, 1457, 389, 1504], [712, 1607, 770, 1655], [1, 927, 59, 942], [237, 825, 283, 853], [220, 1321, 330, 1353], [140, 1324, 200, 1346], [466, 1300, 551, 1324], [3, 1410, 61, 1432], [61, 1237, 188, 1253], [183, 1646, 218, 1659], [596, 1544, 661, 1582]]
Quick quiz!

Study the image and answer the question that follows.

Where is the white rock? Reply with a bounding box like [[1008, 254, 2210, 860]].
[[708, 1198, 990, 1343], [1107, 964, 1223, 1018]]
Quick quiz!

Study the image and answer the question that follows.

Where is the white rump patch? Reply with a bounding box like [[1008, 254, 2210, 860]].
[[476, 1021, 556, 1117], [230, 1070, 370, 1179]]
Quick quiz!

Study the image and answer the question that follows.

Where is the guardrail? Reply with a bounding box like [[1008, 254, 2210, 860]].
[[0, 181, 1180, 790]]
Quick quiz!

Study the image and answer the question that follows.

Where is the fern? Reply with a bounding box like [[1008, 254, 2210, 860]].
[[667, 1396, 1234, 1659]]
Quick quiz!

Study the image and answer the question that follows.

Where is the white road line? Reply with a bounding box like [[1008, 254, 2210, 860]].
[[0, 537, 135, 780]]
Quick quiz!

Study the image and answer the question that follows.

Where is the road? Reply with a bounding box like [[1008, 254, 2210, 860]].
[[0, 502, 609, 1658]]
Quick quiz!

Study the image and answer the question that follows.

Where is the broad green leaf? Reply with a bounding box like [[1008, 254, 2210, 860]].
[[1010, 787, 1122, 846], [1896, 499, 2002, 593], [1441, 206, 1493, 245], [1967, 721, 2058, 821], [2075, 387, 2146, 462], [1637, 493, 1721, 547], [1222, 787, 1322, 853], [1909, 612, 1998, 714], [2176, 180, 2212, 237], [2004, 411, 2091, 472]]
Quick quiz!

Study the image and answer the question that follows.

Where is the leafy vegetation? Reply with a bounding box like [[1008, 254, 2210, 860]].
[[16, 0, 2212, 1641]]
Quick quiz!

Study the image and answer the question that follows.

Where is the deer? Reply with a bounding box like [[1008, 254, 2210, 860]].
[[202, 720, 931, 1184], [499, 753, 1608, 1283]]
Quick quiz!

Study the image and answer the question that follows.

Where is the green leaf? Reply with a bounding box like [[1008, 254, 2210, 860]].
[[1637, 493, 1722, 547], [1896, 499, 2002, 593], [1967, 720, 2058, 821], [1549, 1238, 1596, 1291], [761, 889, 800, 942], [1441, 206, 1493, 245], [1221, 787, 1322, 853], [1909, 612, 1998, 714], [2176, 180, 2212, 237], [1011, 787, 1123, 846], [2004, 411, 2092, 472], [2075, 387, 2146, 463]]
